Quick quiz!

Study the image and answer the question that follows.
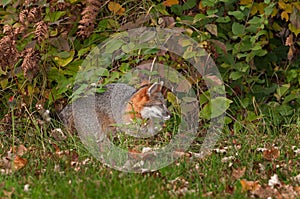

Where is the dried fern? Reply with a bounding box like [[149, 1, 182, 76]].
[[0, 26, 19, 71], [35, 20, 49, 44], [21, 48, 40, 79], [77, 0, 102, 38]]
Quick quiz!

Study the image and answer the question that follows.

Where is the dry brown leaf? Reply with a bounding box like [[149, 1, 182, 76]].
[[263, 147, 280, 161], [232, 167, 246, 180], [3, 187, 15, 199], [285, 34, 294, 46], [252, 185, 278, 198], [288, 45, 296, 61], [240, 179, 261, 192], [13, 155, 28, 171], [13, 145, 28, 156], [163, 0, 179, 7], [268, 174, 281, 188], [108, 2, 125, 15]]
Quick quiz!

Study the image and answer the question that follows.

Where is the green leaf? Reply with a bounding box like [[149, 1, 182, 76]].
[[78, 46, 93, 58], [246, 111, 260, 122], [216, 16, 231, 23], [228, 11, 245, 20], [183, 46, 196, 59], [45, 9, 66, 22], [182, 97, 197, 103], [232, 22, 245, 36], [199, 103, 211, 119], [233, 121, 242, 133], [121, 42, 136, 53], [193, 14, 206, 23], [105, 39, 124, 54], [0, 0, 12, 7], [276, 104, 293, 116], [276, 84, 290, 98], [210, 97, 232, 118], [248, 16, 263, 25], [289, 23, 300, 37], [171, 4, 183, 16], [202, 0, 217, 7], [229, 71, 243, 80], [182, 0, 197, 10], [0, 78, 8, 89], [205, 24, 218, 36], [54, 50, 75, 67], [264, 3, 275, 16]]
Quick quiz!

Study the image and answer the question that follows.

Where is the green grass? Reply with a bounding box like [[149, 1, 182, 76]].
[[1, 114, 299, 198]]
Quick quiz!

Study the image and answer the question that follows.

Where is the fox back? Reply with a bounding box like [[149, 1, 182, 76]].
[[59, 81, 170, 135]]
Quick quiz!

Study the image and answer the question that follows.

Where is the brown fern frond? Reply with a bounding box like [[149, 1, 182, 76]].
[[19, 9, 29, 25], [77, 0, 102, 38], [3, 24, 14, 36], [21, 48, 40, 79], [28, 7, 42, 23], [35, 20, 48, 43], [0, 33, 19, 71]]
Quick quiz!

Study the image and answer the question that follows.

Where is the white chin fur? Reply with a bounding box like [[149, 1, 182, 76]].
[[141, 107, 163, 119]]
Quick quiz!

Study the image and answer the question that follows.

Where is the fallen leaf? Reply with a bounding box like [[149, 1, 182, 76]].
[[263, 147, 280, 161], [252, 185, 278, 198], [24, 184, 30, 192], [240, 179, 261, 192], [13, 155, 28, 171], [16, 145, 28, 156], [232, 167, 246, 180], [3, 187, 15, 199], [292, 173, 300, 183], [108, 2, 125, 15], [292, 146, 300, 154], [268, 174, 281, 188], [163, 0, 179, 7], [221, 156, 235, 163]]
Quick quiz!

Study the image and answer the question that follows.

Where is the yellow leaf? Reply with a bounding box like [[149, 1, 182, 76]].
[[54, 50, 75, 67], [108, 2, 125, 15], [281, 11, 289, 21], [163, 0, 179, 7], [239, 0, 252, 5], [198, 1, 204, 10], [240, 179, 261, 192], [278, 1, 293, 13], [293, 2, 300, 11], [13, 155, 28, 171], [271, 7, 278, 18], [251, 3, 267, 15]]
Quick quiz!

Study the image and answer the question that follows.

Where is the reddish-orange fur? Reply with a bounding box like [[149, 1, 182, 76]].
[[125, 83, 163, 121], [125, 86, 150, 120]]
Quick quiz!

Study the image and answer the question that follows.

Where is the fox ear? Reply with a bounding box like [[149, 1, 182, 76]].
[[147, 81, 163, 96]]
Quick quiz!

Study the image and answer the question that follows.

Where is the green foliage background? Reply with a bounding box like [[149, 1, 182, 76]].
[[0, 0, 299, 142]]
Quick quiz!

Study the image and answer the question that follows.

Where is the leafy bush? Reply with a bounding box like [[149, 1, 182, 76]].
[[0, 0, 299, 135]]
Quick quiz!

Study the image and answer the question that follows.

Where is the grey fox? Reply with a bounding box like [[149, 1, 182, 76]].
[[59, 81, 171, 136]]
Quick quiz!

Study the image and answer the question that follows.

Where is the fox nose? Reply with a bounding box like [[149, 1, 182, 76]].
[[162, 109, 171, 120], [163, 114, 170, 120]]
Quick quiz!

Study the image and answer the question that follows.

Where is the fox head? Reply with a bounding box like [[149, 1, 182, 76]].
[[126, 81, 171, 121]]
